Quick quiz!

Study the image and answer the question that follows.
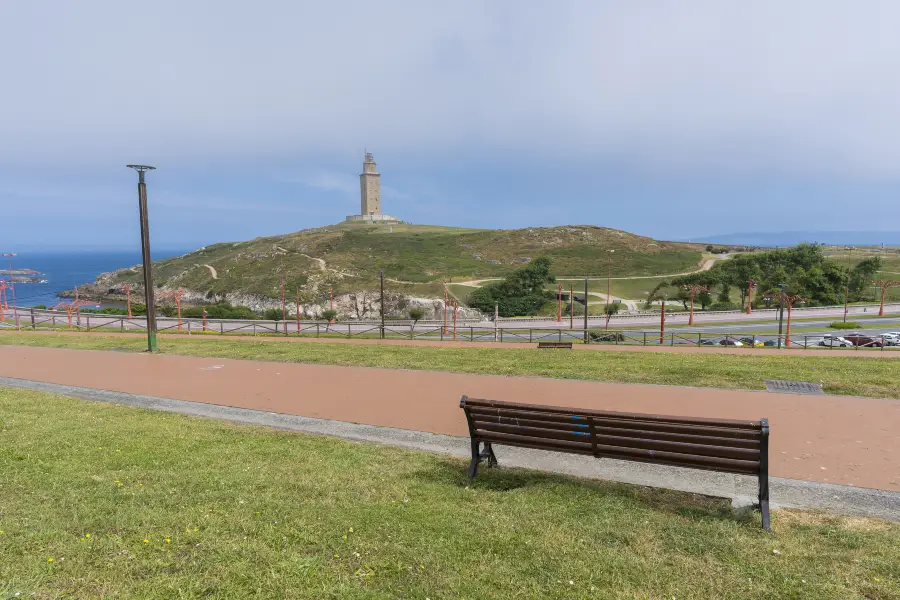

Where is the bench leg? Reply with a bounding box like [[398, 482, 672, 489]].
[[468, 439, 481, 479], [481, 442, 498, 468]]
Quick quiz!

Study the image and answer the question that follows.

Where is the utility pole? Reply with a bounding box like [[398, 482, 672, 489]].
[[380, 268, 385, 339], [777, 284, 786, 349], [494, 301, 499, 341], [583, 278, 589, 343], [127, 165, 157, 352]]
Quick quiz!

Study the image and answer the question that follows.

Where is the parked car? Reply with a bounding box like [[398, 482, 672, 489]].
[[719, 339, 744, 347], [819, 335, 850, 347], [762, 339, 779, 347], [739, 337, 765, 347], [843, 334, 885, 348], [699, 338, 717, 346], [881, 332, 900, 346]]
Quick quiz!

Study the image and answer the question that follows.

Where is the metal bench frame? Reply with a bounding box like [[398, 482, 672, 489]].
[[460, 395, 770, 530]]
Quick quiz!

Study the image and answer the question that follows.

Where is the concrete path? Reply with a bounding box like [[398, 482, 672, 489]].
[[0, 345, 897, 495]]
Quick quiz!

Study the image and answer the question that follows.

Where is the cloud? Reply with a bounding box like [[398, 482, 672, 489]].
[[1, 1, 900, 180]]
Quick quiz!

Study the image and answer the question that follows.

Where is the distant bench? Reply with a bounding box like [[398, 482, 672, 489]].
[[459, 396, 771, 530], [536, 341, 573, 350]]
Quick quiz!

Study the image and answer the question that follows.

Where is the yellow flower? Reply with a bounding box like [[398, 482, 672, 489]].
[[47, 557, 54, 563], [165, 538, 171, 544], [348, 528, 354, 533], [143, 539, 149, 544]]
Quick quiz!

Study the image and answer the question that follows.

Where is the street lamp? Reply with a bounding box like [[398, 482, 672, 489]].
[[126, 165, 158, 352], [606, 250, 615, 316]]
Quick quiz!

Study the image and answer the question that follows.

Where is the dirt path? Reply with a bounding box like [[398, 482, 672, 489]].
[[201, 264, 218, 279], [0, 345, 897, 491]]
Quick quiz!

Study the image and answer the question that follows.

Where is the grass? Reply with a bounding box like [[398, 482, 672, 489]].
[[2, 331, 899, 398], [1, 387, 898, 599], [82, 223, 705, 299]]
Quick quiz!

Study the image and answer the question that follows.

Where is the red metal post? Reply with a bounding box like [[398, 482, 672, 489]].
[[785, 303, 793, 347], [689, 292, 695, 326], [556, 284, 562, 322], [124, 283, 133, 319], [443, 286, 449, 334], [874, 280, 900, 317]]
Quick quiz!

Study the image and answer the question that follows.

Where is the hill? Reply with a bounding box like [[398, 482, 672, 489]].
[[75, 222, 706, 312]]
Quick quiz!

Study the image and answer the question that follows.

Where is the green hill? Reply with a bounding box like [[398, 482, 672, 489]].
[[83, 222, 706, 304]]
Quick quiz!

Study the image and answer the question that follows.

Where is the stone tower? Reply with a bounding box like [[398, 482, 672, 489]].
[[360, 152, 381, 216]]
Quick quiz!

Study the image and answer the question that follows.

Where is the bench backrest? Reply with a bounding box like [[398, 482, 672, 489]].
[[460, 396, 767, 476]]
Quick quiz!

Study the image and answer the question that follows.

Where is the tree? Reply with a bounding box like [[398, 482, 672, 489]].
[[604, 301, 622, 329], [408, 307, 425, 331], [469, 256, 555, 317], [322, 309, 337, 332]]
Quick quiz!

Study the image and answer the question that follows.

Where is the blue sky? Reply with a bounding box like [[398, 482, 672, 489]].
[[2, 1, 900, 252]]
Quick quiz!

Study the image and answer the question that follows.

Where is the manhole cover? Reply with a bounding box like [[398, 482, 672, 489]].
[[764, 380, 824, 395]]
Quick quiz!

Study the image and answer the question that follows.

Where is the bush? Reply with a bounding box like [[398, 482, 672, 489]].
[[707, 302, 740, 311], [262, 308, 283, 321], [829, 321, 861, 329], [322, 309, 338, 322], [590, 331, 625, 342], [408, 307, 425, 322]]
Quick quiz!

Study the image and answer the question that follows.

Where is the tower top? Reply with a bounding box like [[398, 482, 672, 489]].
[[364, 151, 375, 164]]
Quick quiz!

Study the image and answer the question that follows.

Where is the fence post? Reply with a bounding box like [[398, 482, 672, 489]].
[[121, 318, 125, 332], [349, 323, 352, 339], [558, 330, 562, 342], [30, 308, 35, 329], [220, 321, 224, 334], [643, 332, 647, 346], [187, 320, 191, 335], [670, 332, 674, 346], [500, 328, 504, 343], [529, 329, 532, 343], [285, 320, 289, 337], [86, 316, 90, 330], [316, 323, 320, 338], [52, 315, 56, 328], [253, 323, 256, 336]]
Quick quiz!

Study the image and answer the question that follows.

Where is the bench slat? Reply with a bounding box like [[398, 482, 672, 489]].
[[473, 423, 759, 460], [465, 398, 761, 429], [468, 407, 761, 440], [475, 430, 760, 474], [471, 414, 761, 447]]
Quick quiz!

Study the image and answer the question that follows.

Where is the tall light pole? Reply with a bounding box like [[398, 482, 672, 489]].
[[606, 250, 615, 317], [126, 165, 158, 352], [843, 246, 855, 322]]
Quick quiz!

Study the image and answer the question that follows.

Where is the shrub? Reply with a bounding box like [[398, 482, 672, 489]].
[[590, 331, 625, 342], [707, 302, 740, 312], [829, 321, 861, 329], [408, 307, 425, 322], [322, 309, 338, 322]]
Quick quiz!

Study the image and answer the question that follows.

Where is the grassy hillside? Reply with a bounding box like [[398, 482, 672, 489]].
[[94, 222, 705, 300]]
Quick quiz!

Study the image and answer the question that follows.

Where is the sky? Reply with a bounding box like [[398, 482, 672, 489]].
[[2, 1, 900, 251]]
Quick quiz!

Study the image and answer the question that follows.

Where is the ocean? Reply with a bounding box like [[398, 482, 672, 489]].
[[3, 251, 186, 308]]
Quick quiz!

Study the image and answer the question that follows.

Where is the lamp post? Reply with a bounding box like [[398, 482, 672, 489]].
[[843, 246, 855, 322], [606, 249, 615, 317], [126, 165, 157, 352]]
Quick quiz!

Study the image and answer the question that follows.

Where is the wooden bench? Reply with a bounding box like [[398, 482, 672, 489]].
[[460, 396, 771, 530], [536, 341, 573, 349]]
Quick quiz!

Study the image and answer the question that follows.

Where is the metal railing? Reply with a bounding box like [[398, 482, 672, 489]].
[[4, 307, 899, 350]]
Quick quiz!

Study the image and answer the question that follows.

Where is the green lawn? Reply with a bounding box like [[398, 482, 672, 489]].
[[2, 332, 899, 398], [1, 388, 897, 599]]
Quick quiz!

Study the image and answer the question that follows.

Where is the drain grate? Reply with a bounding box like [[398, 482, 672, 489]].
[[764, 380, 824, 395]]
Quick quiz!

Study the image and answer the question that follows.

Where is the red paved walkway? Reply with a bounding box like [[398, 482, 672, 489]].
[[1, 345, 897, 491]]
